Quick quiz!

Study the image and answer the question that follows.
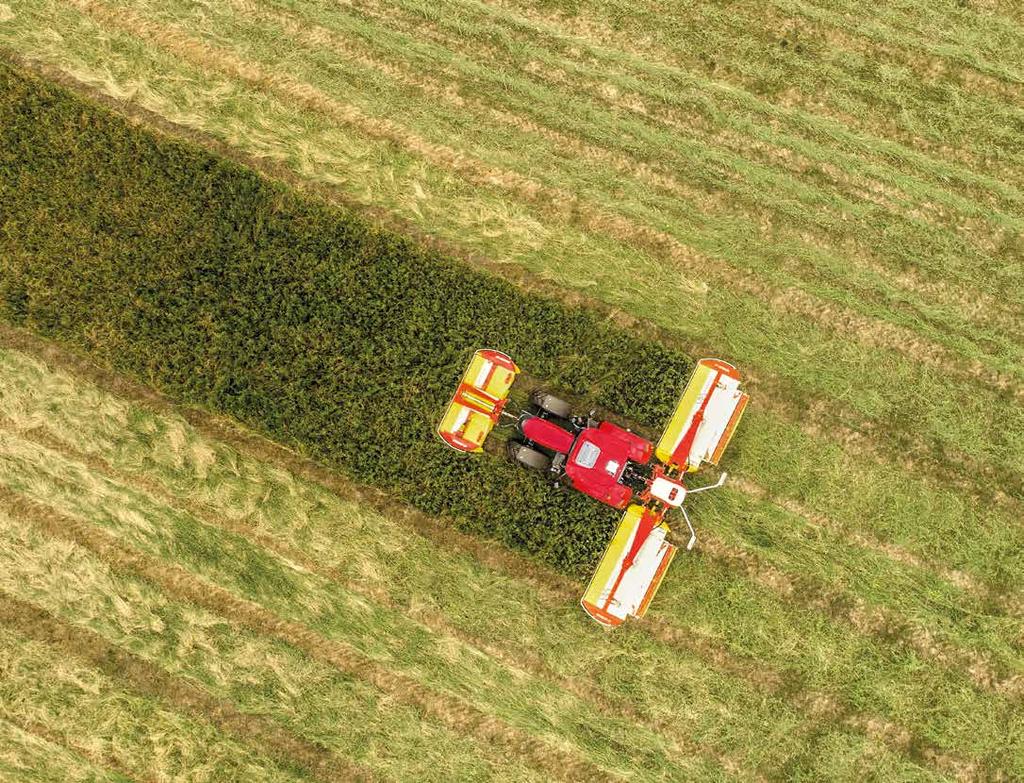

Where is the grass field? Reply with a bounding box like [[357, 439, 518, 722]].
[[1, 0, 1022, 779]]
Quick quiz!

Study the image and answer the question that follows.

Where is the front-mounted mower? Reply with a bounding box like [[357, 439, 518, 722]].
[[437, 350, 748, 628]]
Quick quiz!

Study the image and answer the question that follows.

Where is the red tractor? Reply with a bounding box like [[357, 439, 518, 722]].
[[512, 395, 659, 511], [438, 350, 748, 627]]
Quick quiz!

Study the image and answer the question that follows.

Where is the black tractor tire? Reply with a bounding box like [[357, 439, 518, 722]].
[[530, 390, 572, 419], [508, 442, 553, 473]]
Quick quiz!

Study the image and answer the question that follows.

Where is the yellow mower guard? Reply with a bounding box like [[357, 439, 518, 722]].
[[581, 504, 677, 628], [437, 349, 519, 453], [655, 358, 748, 473]]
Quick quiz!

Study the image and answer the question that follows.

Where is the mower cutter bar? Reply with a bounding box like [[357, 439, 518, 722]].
[[437, 349, 519, 453]]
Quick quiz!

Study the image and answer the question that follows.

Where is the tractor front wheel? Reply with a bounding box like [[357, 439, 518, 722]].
[[508, 442, 553, 473], [530, 390, 572, 419]]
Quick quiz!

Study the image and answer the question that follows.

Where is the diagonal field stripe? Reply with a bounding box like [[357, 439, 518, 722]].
[[57, 0, 1024, 404], [0, 484, 619, 783], [0, 589, 375, 783], [0, 325, 985, 781]]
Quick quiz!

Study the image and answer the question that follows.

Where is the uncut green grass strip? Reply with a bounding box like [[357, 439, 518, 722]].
[[3, 39, 1021, 501], [0, 515, 552, 783], [209, 0, 1024, 362], [0, 53, 703, 572], [0, 340, 997, 780], [0, 717, 130, 783], [1, 52, 1021, 584], [0, 603, 317, 783]]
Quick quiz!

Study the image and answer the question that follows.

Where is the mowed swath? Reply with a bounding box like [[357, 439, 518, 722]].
[[0, 332, 1016, 781], [0, 0, 1022, 778]]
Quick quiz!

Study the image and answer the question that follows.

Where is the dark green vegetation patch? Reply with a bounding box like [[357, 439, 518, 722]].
[[0, 61, 692, 573]]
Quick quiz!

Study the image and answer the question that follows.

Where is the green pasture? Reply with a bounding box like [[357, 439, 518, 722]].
[[1, 0, 1022, 778]]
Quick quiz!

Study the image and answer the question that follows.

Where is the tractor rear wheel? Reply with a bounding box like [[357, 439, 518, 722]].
[[508, 442, 553, 472], [530, 390, 572, 419]]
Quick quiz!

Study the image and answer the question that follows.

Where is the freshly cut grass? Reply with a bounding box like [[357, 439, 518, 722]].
[[0, 602, 313, 783], [0, 341, 1015, 780], [0, 717, 129, 783], [0, 515, 556, 782]]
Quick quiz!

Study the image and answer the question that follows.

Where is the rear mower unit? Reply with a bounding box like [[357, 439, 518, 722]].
[[437, 350, 748, 628]]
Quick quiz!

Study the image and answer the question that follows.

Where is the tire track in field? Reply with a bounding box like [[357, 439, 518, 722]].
[[729, 476, 1024, 619], [61, 0, 1024, 405], [695, 533, 1024, 702], [0, 713, 156, 783], [0, 590, 371, 783], [225, 0, 1024, 356], [9, 423, 751, 783], [777, 0, 1024, 100], [0, 329, 980, 781], [0, 485, 618, 783]]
